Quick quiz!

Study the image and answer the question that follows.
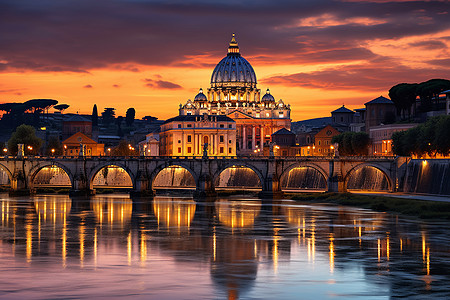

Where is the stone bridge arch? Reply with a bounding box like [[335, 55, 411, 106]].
[[280, 162, 329, 190], [0, 162, 12, 185], [213, 161, 264, 189], [88, 162, 136, 190], [344, 162, 393, 192], [149, 162, 198, 190], [28, 161, 74, 189]]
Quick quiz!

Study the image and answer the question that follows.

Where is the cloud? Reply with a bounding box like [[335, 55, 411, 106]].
[[112, 84, 120, 88], [84, 84, 93, 88], [0, 0, 448, 72], [144, 78, 182, 90], [261, 59, 450, 91]]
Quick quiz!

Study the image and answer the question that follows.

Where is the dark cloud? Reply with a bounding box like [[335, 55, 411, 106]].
[[261, 59, 450, 91], [409, 40, 448, 50], [427, 58, 450, 68], [83, 84, 93, 88], [0, 0, 448, 72], [112, 84, 120, 88], [144, 78, 182, 89]]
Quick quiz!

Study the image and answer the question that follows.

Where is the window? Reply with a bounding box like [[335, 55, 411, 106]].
[[178, 147, 181, 153], [220, 135, 224, 143], [187, 124, 192, 128], [187, 147, 192, 153], [229, 140, 232, 144], [228, 124, 232, 128], [177, 124, 181, 128], [220, 147, 224, 154], [220, 124, 224, 128], [178, 140, 181, 144], [229, 147, 232, 154], [187, 135, 192, 143], [318, 141, 321, 145]]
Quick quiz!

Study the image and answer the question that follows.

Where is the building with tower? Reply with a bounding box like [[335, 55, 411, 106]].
[[172, 34, 291, 156]]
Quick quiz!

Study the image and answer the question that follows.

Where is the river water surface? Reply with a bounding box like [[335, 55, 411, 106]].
[[0, 193, 449, 299]]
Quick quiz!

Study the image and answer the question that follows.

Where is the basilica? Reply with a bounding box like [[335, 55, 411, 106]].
[[159, 34, 291, 156]]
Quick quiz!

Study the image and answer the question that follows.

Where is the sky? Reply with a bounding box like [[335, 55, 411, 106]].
[[0, 0, 449, 121]]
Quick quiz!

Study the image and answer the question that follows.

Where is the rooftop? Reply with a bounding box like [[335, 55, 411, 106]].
[[331, 105, 354, 114], [365, 96, 393, 105]]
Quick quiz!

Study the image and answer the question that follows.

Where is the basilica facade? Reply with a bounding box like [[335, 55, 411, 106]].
[[161, 34, 291, 156]]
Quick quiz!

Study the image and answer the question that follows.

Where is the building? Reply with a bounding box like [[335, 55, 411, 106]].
[[443, 89, 450, 115], [370, 123, 417, 156], [177, 34, 291, 155], [312, 125, 340, 156], [365, 96, 397, 133], [62, 115, 92, 140], [138, 132, 160, 156], [62, 132, 104, 156], [159, 115, 236, 157], [331, 105, 354, 128], [270, 128, 300, 156]]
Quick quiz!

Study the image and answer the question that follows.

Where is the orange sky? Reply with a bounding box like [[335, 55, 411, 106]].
[[0, 0, 449, 121]]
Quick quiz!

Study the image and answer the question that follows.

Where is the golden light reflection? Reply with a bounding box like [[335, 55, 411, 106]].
[[329, 233, 335, 274], [377, 239, 381, 262], [386, 236, 390, 261], [273, 228, 279, 273], [26, 223, 32, 263], [94, 228, 98, 267], [400, 238, 403, 253], [213, 228, 217, 262], [62, 220, 67, 267], [215, 199, 261, 230], [127, 231, 132, 266], [92, 198, 132, 229], [140, 232, 147, 265], [127, 231, 133, 266], [153, 198, 196, 231], [422, 231, 427, 262], [80, 225, 85, 267], [34, 197, 72, 225]]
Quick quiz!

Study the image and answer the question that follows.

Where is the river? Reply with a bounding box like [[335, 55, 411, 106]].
[[0, 193, 449, 299]]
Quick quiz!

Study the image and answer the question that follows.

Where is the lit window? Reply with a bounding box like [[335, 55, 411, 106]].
[[178, 147, 181, 153]]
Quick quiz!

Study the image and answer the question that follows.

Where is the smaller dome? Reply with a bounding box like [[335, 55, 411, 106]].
[[194, 88, 207, 102], [261, 89, 275, 102]]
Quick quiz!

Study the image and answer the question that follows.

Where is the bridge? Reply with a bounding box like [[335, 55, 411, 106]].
[[0, 155, 407, 198]]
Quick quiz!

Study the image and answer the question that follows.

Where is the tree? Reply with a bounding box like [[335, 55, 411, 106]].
[[24, 99, 58, 126], [416, 79, 450, 112], [125, 108, 135, 126], [332, 132, 370, 156], [111, 140, 137, 156], [101, 108, 115, 126], [116, 116, 124, 137], [54, 104, 70, 113], [7, 124, 43, 155], [45, 136, 63, 156], [388, 83, 418, 120], [434, 116, 450, 156], [92, 104, 98, 127]]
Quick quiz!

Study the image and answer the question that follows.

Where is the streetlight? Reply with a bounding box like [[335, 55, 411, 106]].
[[51, 148, 55, 156], [107, 148, 111, 156]]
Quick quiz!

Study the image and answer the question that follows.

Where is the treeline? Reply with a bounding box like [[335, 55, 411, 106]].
[[331, 132, 370, 156], [0, 99, 65, 128], [389, 78, 450, 120], [392, 115, 450, 157]]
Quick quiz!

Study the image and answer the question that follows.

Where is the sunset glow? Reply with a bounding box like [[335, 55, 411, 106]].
[[1, 0, 449, 120]]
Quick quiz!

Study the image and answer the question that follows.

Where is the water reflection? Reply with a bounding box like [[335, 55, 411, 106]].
[[215, 199, 261, 229], [0, 194, 449, 299]]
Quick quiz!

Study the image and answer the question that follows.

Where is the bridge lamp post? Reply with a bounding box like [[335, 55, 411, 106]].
[[107, 148, 111, 156], [3, 148, 7, 155], [51, 148, 55, 156]]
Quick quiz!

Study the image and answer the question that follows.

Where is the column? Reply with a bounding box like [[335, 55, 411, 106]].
[[242, 125, 246, 150], [252, 126, 256, 150], [260, 126, 264, 153], [214, 134, 218, 156]]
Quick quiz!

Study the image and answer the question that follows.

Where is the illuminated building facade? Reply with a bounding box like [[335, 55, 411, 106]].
[[177, 34, 291, 155], [62, 132, 104, 156], [159, 115, 236, 156]]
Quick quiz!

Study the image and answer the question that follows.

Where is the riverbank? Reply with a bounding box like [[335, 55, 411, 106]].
[[287, 192, 450, 220]]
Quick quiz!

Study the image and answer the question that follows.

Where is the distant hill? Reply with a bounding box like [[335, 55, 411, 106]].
[[291, 117, 331, 133]]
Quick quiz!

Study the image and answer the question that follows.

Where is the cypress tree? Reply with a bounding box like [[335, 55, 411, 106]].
[[92, 104, 98, 127]]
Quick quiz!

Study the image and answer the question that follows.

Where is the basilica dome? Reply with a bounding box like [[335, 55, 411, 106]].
[[261, 89, 275, 102], [194, 88, 207, 102], [210, 34, 257, 88]]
